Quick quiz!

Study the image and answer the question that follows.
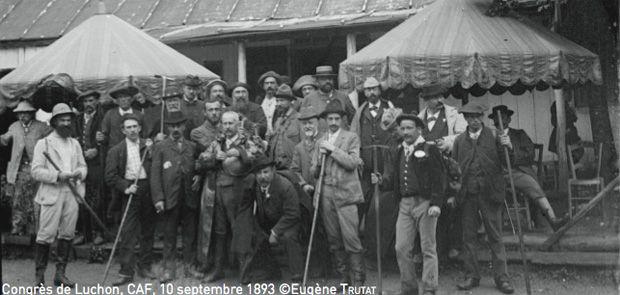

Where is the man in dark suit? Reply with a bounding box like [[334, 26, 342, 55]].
[[75, 91, 106, 245], [98, 84, 144, 148], [104, 114, 157, 285], [236, 155, 302, 282], [229, 82, 267, 138], [453, 101, 514, 294], [489, 105, 567, 231], [150, 112, 201, 283]]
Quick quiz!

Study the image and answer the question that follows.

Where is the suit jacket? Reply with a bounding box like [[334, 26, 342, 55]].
[[104, 138, 152, 193], [291, 133, 322, 187], [301, 90, 356, 127], [350, 99, 394, 172], [230, 102, 268, 138], [418, 104, 467, 152], [310, 129, 363, 207], [505, 128, 537, 178], [31, 132, 87, 205], [1, 120, 51, 183], [268, 108, 303, 168], [239, 174, 300, 236], [452, 126, 506, 203], [150, 138, 199, 210], [382, 137, 444, 206], [101, 107, 144, 147], [76, 108, 104, 165]]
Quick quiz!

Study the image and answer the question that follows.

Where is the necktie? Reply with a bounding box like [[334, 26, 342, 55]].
[[427, 116, 437, 122], [369, 106, 378, 117]]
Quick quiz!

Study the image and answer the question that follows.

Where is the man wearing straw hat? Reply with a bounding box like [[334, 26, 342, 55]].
[[1, 100, 51, 236], [31, 103, 87, 287], [452, 100, 514, 294], [292, 75, 319, 110], [301, 66, 356, 128]]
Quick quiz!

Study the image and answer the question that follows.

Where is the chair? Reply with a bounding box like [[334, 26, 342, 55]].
[[567, 141, 604, 218], [504, 144, 544, 231]]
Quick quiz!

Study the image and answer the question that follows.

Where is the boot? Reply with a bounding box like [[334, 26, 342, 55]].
[[333, 250, 350, 286], [203, 234, 226, 283], [53, 239, 75, 288], [349, 252, 366, 286], [537, 198, 568, 231], [34, 243, 50, 286]]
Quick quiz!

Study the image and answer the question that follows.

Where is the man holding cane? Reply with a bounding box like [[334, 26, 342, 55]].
[[31, 103, 87, 287], [105, 114, 156, 285]]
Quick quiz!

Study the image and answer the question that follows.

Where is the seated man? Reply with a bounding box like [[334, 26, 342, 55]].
[[236, 155, 303, 283], [489, 105, 567, 231]]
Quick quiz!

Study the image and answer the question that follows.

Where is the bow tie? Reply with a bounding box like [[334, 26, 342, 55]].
[[427, 116, 437, 122], [369, 106, 378, 111]]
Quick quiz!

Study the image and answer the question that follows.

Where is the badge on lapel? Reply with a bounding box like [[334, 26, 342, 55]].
[[163, 161, 172, 169]]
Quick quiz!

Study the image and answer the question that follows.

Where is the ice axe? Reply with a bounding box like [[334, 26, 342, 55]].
[[42, 152, 111, 238], [496, 110, 532, 295], [302, 154, 327, 287], [361, 144, 389, 294]]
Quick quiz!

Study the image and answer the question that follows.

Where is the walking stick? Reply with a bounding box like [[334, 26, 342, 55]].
[[101, 141, 151, 284], [372, 145, 382, 294], [497, 111, 532, 295], [42, 152, 111, 237], [302, 154, 327, 287], [503, 199, 517, 236]]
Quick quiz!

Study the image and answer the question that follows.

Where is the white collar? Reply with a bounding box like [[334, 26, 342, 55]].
[[426, 108, 440, 118], [119, 108, 133, 115], [368, 101, 381, 109], [402, 136, 425, 150], [328, 128, 341, 139], [468, 127, 482, 138], [226, 134, 239, 144]]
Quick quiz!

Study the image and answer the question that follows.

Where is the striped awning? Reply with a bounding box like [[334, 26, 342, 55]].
[[339, 0, 602, 91], [0, 13, 218, 104]]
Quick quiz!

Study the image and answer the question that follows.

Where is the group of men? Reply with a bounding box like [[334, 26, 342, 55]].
[[1, 64, 568, 294]]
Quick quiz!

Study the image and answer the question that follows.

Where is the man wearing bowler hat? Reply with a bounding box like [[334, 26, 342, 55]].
[[1, 100, 51, 236], [452, 101, 514, 294], [310, 100, 365, 286], [150, 111, 201, 283], [267, 84, 303, 169], [256, 71, 282, 134], [229, 82, 267, 138], [489, 105, 567, 231], [301, 66, 356, 128]]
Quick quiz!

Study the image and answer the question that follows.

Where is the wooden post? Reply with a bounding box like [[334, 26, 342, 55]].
[[237, 41, 247, 83], [346, 33, 357, 58], [554, 89, 568, 194]]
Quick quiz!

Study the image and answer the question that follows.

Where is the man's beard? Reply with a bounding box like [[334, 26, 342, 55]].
[[304, 129, 316, 138], [320, 83, 333, 93], [56, 125, 73, 138], [265, 87, 276, 96], [171, 130, 182, 140], [84, 106, 95, 114]]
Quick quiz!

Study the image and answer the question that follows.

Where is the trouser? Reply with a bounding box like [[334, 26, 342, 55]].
[[507, 170, 545, 200], [320, 185, 364, 254], [364, 190, 399, 262], [77, 163, 104, 241], [270, 226, 303, 277], [436, 201, 462, 259], [36, 191, 78, 244], [161, 202, 198, 273], [395, 197, 438, 293], [117, 180, 156, 277], [213, 184, 241, 236], [461, 193, 508, 280], [12, 164, 38, 235]]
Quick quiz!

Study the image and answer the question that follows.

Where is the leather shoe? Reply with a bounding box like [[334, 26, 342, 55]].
[[160, 272, 175, 284], [112, 275, 132, 286], [495, 278, 515, 294], [185, 265, 204, 279], [456, 277, 480, 290], [136, 265, 157, 279]]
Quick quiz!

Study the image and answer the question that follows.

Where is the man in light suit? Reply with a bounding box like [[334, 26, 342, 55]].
[[310, 100, 365, 286], [31, 103, 87, 288]]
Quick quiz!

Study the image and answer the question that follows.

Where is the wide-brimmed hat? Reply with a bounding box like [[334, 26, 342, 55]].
[[419, 85, 447, 100], [292, 75, 318, 93], [320, 100, 346, 118], [395, 113, 424, 127], [51, 103, 74, 120], [298, 106, 321, 121], [275, 84, 295, 100], [314, 65, 337, 78], [458, 100, 489, 114], [257, 71, 281, 86], [164, 111, 187, 125], [76, 90, 101, 103], [488, 105, 514, 119], [13, 100, 36, 113], [205, 79, 228, 94], [363, 77, 381, 89], [182, 75, 202, 87], [109, 84, 139, 99], [252, 155, 275, 172]]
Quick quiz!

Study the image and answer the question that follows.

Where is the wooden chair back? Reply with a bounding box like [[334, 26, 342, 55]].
[[567, 141, 603, 180]]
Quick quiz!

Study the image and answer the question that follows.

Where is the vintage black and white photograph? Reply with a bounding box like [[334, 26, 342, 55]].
[[0, 0, 618, 294]]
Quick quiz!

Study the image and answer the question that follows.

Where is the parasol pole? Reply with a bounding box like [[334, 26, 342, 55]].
[[497, 110, 532, 295]]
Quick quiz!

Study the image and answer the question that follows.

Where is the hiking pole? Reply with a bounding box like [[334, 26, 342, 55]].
[[504, 199, 517, 235], [497, 110, 532, 295], [302, 154, 327, 287], [42, 152, 111, 237], [102, 141, 151, 284]]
